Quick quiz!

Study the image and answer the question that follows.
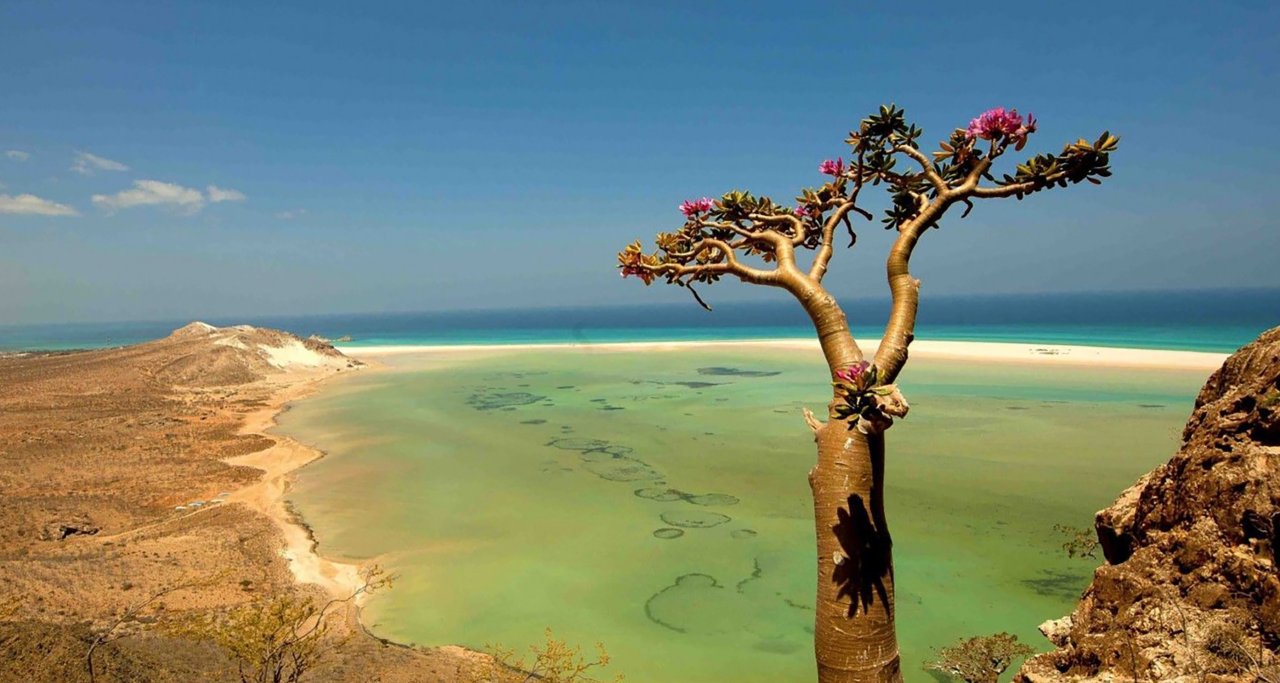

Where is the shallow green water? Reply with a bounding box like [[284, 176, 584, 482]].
[[278, 349, 1205, 682]]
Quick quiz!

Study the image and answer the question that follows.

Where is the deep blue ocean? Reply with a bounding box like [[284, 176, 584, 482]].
[[2, 288, 1277, 353]]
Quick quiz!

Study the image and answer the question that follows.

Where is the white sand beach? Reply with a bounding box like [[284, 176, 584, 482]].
[[341, 338, 1228, 372]]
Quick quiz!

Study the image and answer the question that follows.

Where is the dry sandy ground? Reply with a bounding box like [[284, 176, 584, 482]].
[[0, 324, 477, 683]]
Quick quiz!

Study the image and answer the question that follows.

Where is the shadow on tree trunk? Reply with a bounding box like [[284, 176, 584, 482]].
[[832, 493, 893, 618]]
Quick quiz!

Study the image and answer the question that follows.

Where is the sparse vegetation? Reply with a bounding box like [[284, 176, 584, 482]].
[[925, 632, 1034, 683], [1193, 608, 1279, 681], [1053, 524, 1100, 559], [86, 577, 219, 683], [169, 566, 388, 683], [463, 629, 623, 683]]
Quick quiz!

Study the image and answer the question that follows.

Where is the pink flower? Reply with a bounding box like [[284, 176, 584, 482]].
[[1010, 113, 1037, 150], [819, 158, 844, 176], [966, 107, 1026, 142], [619, 262, 655, 285], [834, 361, 870, 384], [795, 205, 810, 217], [679, 197, 715, 217]]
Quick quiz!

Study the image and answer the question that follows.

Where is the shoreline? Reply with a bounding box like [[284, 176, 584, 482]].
[[340, 338, 1228, 371], [224, 368, 369, 601]]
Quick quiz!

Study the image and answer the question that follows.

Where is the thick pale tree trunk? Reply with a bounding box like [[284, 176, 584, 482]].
[[791, 280, 903, 683], [810, 416, 900, 683]]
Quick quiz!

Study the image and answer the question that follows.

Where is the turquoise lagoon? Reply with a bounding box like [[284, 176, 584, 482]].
[[277, 347, 1207, 682]]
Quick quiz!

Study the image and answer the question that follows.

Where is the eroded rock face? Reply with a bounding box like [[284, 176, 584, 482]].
[[1018, 327, 1280, 682]]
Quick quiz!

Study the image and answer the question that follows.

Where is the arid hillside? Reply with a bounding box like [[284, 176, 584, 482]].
[[0, 323, 473, 682]]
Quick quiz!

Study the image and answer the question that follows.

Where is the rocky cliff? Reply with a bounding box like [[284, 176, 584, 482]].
[[1019, 327, 1280, 682]]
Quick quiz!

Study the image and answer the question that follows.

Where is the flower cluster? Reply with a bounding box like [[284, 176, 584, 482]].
[[679, 197, 715, 217], [834, 361, 870, 385], [794, 205, 810, 217], [831, 361, 909, 433], [966, 107, 1037, 150], [617, 240, 658, 284], [818, 158, 845, 176]]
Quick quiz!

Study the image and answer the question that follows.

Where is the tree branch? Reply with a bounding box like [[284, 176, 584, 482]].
[[808, 201, 864, 282], [894, 145, 948, 194], [803, 406, 823, 435], [874, 194, 952, 383], [642, 238, 779, 286]]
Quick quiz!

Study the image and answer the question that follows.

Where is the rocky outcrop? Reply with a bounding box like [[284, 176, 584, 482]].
[[1018, 327, 1280, 683], [39, 517, 100, 541]]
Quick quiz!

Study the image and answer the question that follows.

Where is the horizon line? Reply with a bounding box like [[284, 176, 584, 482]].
[[4, 285, 1280, 330]]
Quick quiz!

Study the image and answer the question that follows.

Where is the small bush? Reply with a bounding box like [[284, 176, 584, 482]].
[[465, 628, 623, 683], [925, 632, 1035, 683]]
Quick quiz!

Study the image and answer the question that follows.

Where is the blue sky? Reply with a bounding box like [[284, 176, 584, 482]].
[[1, 1, 1277, 324]]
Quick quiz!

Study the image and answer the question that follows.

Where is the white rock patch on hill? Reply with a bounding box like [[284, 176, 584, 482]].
[[258, 339, 345, 369]]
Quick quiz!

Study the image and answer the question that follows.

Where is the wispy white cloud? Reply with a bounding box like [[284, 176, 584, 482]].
[[0, 193, 79, 216], [93, 180, 204, 214], [274, 208, 307, 220], [5, 150, 30, 162], [71, 151, 129, 175], [206, 185, 246, 203]]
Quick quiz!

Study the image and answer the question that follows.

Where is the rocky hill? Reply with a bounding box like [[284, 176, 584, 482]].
[[146, 321, 357, 386], [1018, 327, 1280, 682]]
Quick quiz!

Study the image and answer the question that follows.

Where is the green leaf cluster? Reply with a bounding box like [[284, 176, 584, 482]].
[[998, 131, 1119, 197], [831, 364, 893, 428]]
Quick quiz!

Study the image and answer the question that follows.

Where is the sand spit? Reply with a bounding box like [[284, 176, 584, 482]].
[[343, 338, 1228, 371]]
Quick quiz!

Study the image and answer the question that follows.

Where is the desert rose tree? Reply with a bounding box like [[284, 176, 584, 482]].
[[617, 105, 1117, 683]]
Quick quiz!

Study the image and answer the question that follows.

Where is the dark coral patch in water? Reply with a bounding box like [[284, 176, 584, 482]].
[[466, 391, 547, 411], [731, 529, 758, 540], [735, 558, 762, 593], [1022, 568, 1089, 599], [647, 380, 725, 389], [634, 487, 739, 507], [660, 510, 731, 528], [688, 493, 738, 506], [643, 574, 722, 633], [582, 459, 661, 482], [546, 438, 612, 452], [652, 528, 684, 540], [634, 487, 683, 502], [697, 367, 782, 377], [547, 438, 661, 482]]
